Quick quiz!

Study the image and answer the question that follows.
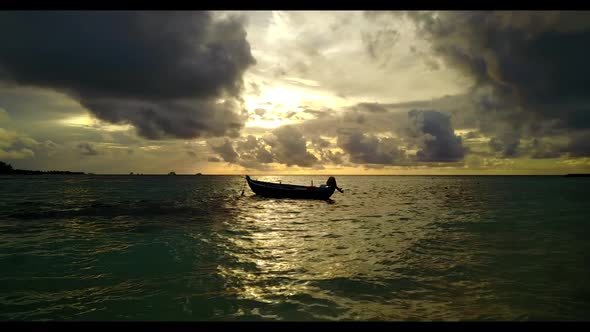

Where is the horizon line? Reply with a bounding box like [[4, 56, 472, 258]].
[[44, 173, 579, 176]]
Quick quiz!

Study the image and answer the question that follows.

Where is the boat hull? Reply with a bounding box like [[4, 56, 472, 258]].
[[245, 176, 336, 200]]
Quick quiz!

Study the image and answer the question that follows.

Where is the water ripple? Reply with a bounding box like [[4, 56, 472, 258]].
[[0, 175, 589, 320]]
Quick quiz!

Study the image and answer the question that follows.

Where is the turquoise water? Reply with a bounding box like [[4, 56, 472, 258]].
[[0, 175, 589, 321]]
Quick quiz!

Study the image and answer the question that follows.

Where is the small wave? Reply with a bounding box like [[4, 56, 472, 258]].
[[359, 215, 383, 218], [3, 199, 232, 221]]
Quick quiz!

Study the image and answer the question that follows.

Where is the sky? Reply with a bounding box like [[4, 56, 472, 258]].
[[1, 11, 590, 175]]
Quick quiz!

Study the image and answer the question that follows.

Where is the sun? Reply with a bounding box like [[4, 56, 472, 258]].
[[244, 81, 347, 130]]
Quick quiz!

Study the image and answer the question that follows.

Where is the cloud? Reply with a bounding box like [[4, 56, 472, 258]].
[[407, 110, 465, 162], [298, 104, 407, 138], [207, 156, 221, 162], [464, 154, 485, 169], [0, 128, 38, 159], [208, 135, 269, 170], [567, 131, 590, 157], [303, 108, 334, 119], [209, 138, 238, 163], [78, 143, 99, 156], [0, 11, 255, 140], [311, 136, 331, 149], [489, 134, 520, 158], [320, 150, 345, 165], [234, 134, 274, 167], [362, 28, 400, 66], [0, 129, 35, 148], [208, 126, 319, 169], [255, 148, 274, 163], [463, 131, 481, 140], [266, 126, 318, 167], [0, 148, 34, 160], [403, 11, 590, 154], [295, 103, 466, 165], [246, 11, 464, 104], [207, 134, 277, 170], [337, 129, 406, 164], [83, 98, 245, 140], [526, 138, 564, 159]]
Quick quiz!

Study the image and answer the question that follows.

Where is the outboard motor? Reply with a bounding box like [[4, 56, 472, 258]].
[[327, 176, 343, 193]]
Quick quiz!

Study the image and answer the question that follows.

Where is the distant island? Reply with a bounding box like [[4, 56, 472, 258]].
[[0, 161, 85, 175], [564, 174, 590, 177]]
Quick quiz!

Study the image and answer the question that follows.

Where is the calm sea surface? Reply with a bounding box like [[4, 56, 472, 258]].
[[0, 175, 589, 321]]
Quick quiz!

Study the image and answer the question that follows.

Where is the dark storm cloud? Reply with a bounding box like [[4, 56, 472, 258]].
[[235, 135, 274, 169], [209, 138, 238, 163], [320, 150, 345, 165], [293, 101, 471, 165], [235, 135, 274, 166], [0, 11, 255, 140], [403, 11, 590, 154], [83, 99, 244, 140], [528, 138, 564, 159], [298, 105, 406, 138], [255, 148, 274, 164], [294, 98, 468, 164], [488, 133, 521, 158], [267, 126, 318, 167], [297, 95, 476, 142], [337, 130, 406, 164], [235, 135, 260, 151], [567, 131, 590, 157], [407, 110, 465, 162], [208, 135, 275, 170], [308, 135, 345, 165], [78, 143, 99, 156]]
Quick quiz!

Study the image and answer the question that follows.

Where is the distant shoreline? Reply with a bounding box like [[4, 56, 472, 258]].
[[1, 161, 84, 175], [0, 169, 85, 175], [1, 162, 587, 177]]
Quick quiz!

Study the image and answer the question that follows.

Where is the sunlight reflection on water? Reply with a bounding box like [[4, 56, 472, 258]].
[[0, 175, 589, 320]]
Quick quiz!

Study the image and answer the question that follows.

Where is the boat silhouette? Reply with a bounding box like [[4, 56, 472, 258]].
[[245, 175, 343, 200]]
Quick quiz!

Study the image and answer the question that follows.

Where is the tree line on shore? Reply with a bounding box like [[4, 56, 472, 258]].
[[0, 161, 85, 175]]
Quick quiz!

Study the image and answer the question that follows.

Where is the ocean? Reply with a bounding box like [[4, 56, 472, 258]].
[[0, 175, 588, 321]]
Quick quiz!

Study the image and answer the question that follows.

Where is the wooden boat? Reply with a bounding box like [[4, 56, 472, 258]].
[[245, 175, 343, 200]]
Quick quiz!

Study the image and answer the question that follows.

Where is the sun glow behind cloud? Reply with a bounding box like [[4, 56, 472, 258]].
[[244, 83, 342, 129], [1, 11, 589, 175], [59, 114, 133, 132]]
